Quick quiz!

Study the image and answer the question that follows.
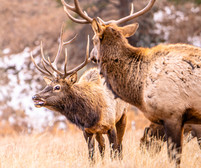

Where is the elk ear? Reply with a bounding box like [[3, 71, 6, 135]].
[[68, 73, 77, 85], [120, 23, 139, 38], [92, 19, 103, 34], [43, 76, 52, 85]]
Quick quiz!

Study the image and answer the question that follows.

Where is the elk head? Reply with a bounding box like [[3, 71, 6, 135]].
[[61, 0, 155, 62], [32, 73, 78, 111], [31, 24, 90, 111]]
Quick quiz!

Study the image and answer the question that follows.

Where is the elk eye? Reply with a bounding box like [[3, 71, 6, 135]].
[[54, 85, 61, 91]]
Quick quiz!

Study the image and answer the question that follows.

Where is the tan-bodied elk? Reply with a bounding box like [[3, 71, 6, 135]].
[[31, 26, 128, 162], [61, 0, 201, 166]]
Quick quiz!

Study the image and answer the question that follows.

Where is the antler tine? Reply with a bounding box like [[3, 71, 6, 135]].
[[52, 23, 65, 67], [41, 60, 53, 76], [74, 0, 92, 22], [49, 24, 77, 78], [64, 35, 90, 77], [39, 35, 63, 77], [63, 34, 78, 78], [101, 0, 156, 25], [63, 6, 89, 24], [61, 0, 93, 24], [30, 52, 52, 77], [32, 23, 78, 78], [61, 0, 76, 12], [130, 3, 134, 15], [47, 57, 63, 77], [97, 17, 107, 25], [40, 41, 50, 66], [63, 34, 77, 45], [64, 48, 68, 78], [62, 34, 78, 78], [114, 0, 155, 25]]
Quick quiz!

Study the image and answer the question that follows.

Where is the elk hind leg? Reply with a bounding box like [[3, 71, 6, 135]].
[[107, 127, 118, 160], [192, 125, 201, 150], [83, 131, 95, 162], [115, 113, 127, 160], [164, 120, 184, 167], [95, 133, 105, 159]]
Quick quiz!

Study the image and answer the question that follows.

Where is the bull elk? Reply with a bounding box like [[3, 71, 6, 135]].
[[31, 25, 128, 162], [61, 0, 201, 166]]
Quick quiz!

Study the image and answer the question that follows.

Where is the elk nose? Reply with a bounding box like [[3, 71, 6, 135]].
[[90, 48, 97, 63], [32, 94, 39, 100]]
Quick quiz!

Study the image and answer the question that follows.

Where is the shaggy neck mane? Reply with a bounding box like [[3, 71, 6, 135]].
[[100, 37, 150, 110], [56, 85, 101, 130]]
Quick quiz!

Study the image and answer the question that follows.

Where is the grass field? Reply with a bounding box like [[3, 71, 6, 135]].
[[0, 127, 200, 168], [0, 109, 200, 168]]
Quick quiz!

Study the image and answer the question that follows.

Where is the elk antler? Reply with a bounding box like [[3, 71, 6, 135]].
[[106, 0, 156, 25], [64, 35, 90, 76], [31, 24, 90, 79], [62, 0, 155, 25], [31, 52, 52, 77], [40, 23, 77, 77], [61, 0, 93, 24]]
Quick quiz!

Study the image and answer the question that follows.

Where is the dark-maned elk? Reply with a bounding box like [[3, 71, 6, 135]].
[[31, 26, 128, 162], [61, 0, 201, 166], [140, 123, 201, 152]]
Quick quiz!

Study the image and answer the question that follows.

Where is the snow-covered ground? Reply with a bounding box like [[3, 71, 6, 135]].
[[0, 47, 66, 132]]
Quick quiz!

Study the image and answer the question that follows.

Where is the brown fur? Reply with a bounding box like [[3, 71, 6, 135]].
[[140, 123, 201, 151], [90, 20, 201, 166], [32, 68, 128, 161]]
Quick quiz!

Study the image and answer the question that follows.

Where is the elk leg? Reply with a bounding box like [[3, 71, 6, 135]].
[[198, 137, 201, 149], [140, 127, 152, 151], [191, 125, 201, 149], [140, 127, 150, 144], [164, 120, 184, 167], [107, 127, 118, 159], [115, 113, 127, 160], [95, 133, 105, 159], [83, 131, 95, 162]]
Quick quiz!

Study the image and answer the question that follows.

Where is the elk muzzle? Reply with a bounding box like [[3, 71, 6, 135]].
[[32, 94, 46, 108], [90, 48, 100, 64]]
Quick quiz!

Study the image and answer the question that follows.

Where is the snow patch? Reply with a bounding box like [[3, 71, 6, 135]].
[[2, 48, 10, 54], [191, 6, 200, 13], [153, 6, 187, 40], [0, 46, 58, 131], [188, 35, 201, 47]]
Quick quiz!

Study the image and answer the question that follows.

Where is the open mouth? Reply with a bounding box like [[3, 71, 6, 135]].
[[33, 99, 46, 108]]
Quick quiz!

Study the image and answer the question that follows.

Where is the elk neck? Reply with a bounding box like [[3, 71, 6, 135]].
[[55, 84, 102, 130], [100, 39, 152, 111]]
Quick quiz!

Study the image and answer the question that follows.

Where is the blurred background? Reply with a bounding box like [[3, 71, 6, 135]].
[[0, 0, 201, 135]]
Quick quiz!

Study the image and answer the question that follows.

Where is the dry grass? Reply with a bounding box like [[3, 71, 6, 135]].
[[0, 129, 200, 168]]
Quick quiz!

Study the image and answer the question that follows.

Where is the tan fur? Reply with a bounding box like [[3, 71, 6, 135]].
[[78, 68, 128, 134], [79, 68, 101, 84], [90, 20, 201, 166], [60, 0, 200, 165], [33, 68, 128, 160]]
